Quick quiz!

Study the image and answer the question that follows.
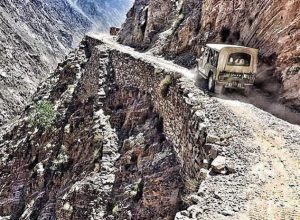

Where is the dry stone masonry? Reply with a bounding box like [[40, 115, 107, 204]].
[[111, 49, 210, 178]]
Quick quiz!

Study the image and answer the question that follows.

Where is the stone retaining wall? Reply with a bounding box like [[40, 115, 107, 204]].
[[109, 49, 211, 178]]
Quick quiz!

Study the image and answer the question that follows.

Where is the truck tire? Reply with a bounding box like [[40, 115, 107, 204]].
[[208, 73, 215, 92]]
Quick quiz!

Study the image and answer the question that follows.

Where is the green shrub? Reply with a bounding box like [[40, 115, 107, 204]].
[[31, 101, 56, 130], [159, 75, 173, 98]]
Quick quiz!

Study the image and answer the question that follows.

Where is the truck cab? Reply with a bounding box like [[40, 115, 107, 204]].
[[197, 44, 258, 94]]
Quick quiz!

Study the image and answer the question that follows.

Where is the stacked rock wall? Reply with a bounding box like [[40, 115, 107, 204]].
[[110, 48, 213, 179]]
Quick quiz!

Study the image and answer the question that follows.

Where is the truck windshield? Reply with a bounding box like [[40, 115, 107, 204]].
[[227, 53, 251, 67]]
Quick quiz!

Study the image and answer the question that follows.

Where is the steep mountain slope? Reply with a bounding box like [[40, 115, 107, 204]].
[[0, 36, 184, 220], [68, 0, 134, 30], [118, 0, 300, 111], [0, 0, 132, 125], [0, 0, 91, 125]]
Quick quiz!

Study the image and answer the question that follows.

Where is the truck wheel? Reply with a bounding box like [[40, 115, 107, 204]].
[[208, 73, 215, 92]]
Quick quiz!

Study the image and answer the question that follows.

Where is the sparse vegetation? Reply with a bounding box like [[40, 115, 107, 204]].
[[112, 204, 121, 216], [159, 75, 173, 98], [184, 177, 200, 193], [30, 100, 56, 130], [131, 179, 144, 202], [181, 177, 202, 206], [94, 133, 104, 145]]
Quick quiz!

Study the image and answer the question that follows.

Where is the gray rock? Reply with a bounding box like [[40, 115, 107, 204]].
[[206, 134, 221, 144], [211, 156, 226, 173]]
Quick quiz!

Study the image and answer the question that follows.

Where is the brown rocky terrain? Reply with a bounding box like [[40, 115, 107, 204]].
[[1, 0, 300, 219], [118, 0, 300, 111], [0, 34, 299, 220], [0, 0, 92, 125]]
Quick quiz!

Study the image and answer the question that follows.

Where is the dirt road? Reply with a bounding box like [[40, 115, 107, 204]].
[[221, 99, 300, 220]]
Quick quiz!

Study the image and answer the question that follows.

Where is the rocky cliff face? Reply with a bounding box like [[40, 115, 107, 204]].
[[118, 0, 300, 111], [0, 0, 132, 126], [0, 37, 184, 220]]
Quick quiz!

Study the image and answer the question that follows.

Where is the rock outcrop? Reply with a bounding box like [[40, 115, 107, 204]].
[[118, 0, 300, 111], [0, 36, 184, 220]]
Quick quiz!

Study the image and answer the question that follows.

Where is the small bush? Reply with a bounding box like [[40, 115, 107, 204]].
[[112, 204, 122, 217], [185, 177, 200, 193], [159, 75, 173, 98], [31, 101, 56, 130]]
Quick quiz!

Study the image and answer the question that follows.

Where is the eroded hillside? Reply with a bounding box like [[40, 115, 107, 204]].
[[0, 0, 92, 125], [118, 0, 300, 111], [0, 0, 132, 126], [68, 0, 134, 30]]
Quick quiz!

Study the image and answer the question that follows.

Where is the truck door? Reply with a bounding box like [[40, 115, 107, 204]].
[[201, 48, 209, 69], [198, 47, 210, 78], [205, 49, 218, 79]]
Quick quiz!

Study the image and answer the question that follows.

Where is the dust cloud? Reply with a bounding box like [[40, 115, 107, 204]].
[[215, 64, 300, 125]]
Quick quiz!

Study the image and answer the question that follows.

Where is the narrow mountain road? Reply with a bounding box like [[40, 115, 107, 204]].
[[91, 33, 300, 125], [90, 33, 300, 219], [88, 33, 195, 79]]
